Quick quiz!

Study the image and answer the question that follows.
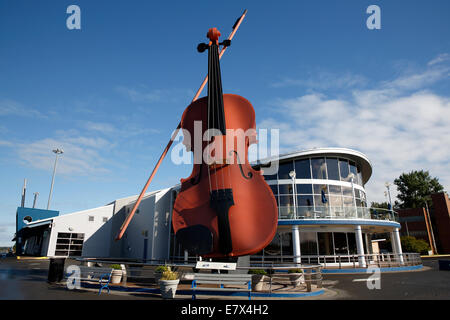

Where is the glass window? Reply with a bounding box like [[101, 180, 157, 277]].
[[278, 161, 294, 180], [343, 196, 354, 207], [311, 158, 327, 179], [347, 233, 357, 254], [314, 194, 328, 207], [281, 232, 293, 256], [354, 188, 360, 198], [329, 195, 343, 207], [333, 233, 348, 255], [294, 159, 311, 179], [318, 233, 333, 255], [357, 165, 363, 186], [313, 184, 328, 195], [326, 158, 339, 181], [349, 161, 358, 183], [261, 162, 277, 180], [264, 233, 282, 256], [355, 198, 362, 207], [296, 184, 313, 194], [339, 159, 350, 181], [279, 195, 295, 206], [328, 185, 342, 194], [297, 195, 313, 207], [300, 232, 318, 255], [269, 184, 278, 195], [278, 183, 294, 195], [342, 186, 353, 196]]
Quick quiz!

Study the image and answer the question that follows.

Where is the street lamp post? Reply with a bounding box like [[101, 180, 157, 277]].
[[385, 182, 393, 212], [289, 170, 297, 218], [47, 148, 63, 210]]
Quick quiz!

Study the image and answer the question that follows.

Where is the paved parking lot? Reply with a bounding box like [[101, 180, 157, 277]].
[[0, 256, 449, 300]]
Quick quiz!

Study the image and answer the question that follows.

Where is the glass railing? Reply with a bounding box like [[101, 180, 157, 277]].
[[278, 206, 399, 222]]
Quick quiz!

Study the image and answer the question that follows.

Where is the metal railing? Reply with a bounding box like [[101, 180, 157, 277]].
[[250, 252, 422, 269], [278, 206, 399, 222]]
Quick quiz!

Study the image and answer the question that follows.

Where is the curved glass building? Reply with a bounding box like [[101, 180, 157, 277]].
[[253, 147, 403, 267]]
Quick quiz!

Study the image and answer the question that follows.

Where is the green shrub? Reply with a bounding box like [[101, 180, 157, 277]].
[[160, 270, 178, 280], [110, 264, 122, 270], [155, 265, 170, 273], [401, 236, 430, 255], [248, 269, 267, 275], [288, 269, 303, 274]]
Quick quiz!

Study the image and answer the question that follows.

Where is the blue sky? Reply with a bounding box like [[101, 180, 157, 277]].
[[1, 0, 449, 246]]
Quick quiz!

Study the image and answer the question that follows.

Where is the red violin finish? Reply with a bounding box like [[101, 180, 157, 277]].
[[172, 28, 278, 258]]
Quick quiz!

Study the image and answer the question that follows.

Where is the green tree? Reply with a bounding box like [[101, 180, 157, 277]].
[[394, 170, 444, 209], [370, 202, 390, 209], [400, 236, 430, 255]]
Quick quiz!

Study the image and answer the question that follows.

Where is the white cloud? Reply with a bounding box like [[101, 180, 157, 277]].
[[16, 135, 113, 175], [271, 72, 368, 90], [260, 56, 450, 203], [0, 99, 45, 118]]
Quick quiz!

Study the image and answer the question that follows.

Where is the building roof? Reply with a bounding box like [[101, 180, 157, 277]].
[[253, 147, 373, 184]]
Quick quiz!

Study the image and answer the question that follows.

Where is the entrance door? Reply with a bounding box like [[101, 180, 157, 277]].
[[143, 238, 148, 262]]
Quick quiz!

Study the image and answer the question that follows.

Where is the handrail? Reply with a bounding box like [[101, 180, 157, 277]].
[[277, 206, 399, 222], [249, 252, 422, 269]]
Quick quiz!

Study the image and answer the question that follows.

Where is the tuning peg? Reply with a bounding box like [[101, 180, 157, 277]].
[[197, 43, 209, 53], [220, 40, 231, 47]]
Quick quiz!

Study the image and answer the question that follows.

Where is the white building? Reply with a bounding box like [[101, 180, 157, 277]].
[[19, 148, 404, 268]]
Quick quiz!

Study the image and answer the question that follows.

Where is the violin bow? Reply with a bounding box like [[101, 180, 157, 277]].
[[115, 9, 248, 241]]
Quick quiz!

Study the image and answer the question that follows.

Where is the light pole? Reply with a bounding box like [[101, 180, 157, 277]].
[[384, 182, 393, 211], [47, 148, 63, 210], [289, 170, 297, 218], [350, 173, 358, 217]]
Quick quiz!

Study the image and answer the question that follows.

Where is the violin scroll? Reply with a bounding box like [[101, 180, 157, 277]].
[[197, 28, 231, 53]]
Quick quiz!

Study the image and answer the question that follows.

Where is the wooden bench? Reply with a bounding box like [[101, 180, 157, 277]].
[[191, 273, 252, 300]]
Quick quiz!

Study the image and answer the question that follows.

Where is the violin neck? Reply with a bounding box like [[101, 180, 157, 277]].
[[207, 42, 226, 136]]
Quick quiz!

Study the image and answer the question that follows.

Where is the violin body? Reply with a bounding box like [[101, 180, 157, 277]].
[[172, 94, 278, 257], [171, 27, 278, 258]]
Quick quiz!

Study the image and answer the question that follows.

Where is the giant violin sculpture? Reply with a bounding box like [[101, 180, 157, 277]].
[[172, 28, 278, 258]]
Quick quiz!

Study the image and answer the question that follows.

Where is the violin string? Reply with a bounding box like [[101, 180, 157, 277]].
[[214, 42, 226, 192], [206, 41, 213, 194], [211, 41, 219, 192]]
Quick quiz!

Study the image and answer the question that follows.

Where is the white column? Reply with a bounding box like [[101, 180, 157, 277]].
[[392, 228, 404, 265], [292, 225, 301, 264], [355, 225, 366, 268]]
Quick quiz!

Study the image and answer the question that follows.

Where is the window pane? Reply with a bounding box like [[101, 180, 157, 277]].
[[313, 184, 328, 195], [328, 185, 342, 194], [339, 159, 350, 181], [347, 233, 357, 254], [269, 184, 278, 195], [278, 184, 294, 195], [354, 188, 360, 198], [318, 233, 333, 255], [343, 196, 354, 207], [311, 158, 327, 179], [297, 195, 313, 207], [329, 195, 343, 207], [278, 161, 294, 180], [296, 184, 313, 194], [334, 233, 348, 255], [314, 194, 328, 207], [326, 158, 339, 181], [263, 172, 277, 181], [342, 186, 353, 196], [300, 232, 318, 255], [294, 159, 311, 179], [264, 233, 282, 256], [357, 165, 363, 186], [279, 195, 294, 206], [349, 161, 358, 182]]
